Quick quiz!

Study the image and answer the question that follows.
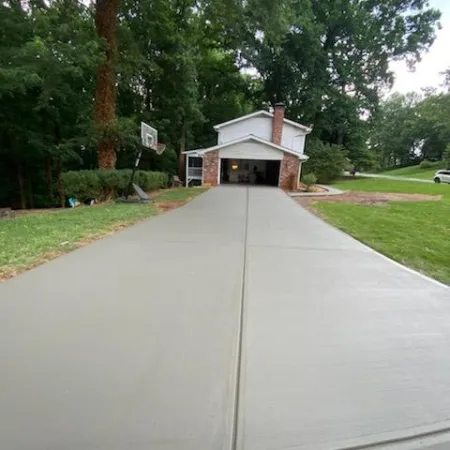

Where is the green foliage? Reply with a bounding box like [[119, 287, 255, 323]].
[[62, 170, 168, 201], [240, 0, 440, 165], [303, 139, 348, 184], [302, 173, 317, 191], [61, 170, 103, 201], [419, 160, 442, 169], [444, 145, 450, 168], [0, 0, 443, 207], [371, 92, 450, 169]]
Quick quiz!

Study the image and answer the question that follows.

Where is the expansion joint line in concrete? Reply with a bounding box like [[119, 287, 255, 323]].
[[230, 187, 249, 450]]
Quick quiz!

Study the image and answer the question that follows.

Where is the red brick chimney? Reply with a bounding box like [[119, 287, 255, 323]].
[[272, 102, 285, 146]]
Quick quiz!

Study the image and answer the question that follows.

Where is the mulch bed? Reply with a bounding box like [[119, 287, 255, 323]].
[[290, 183, 328, 194]]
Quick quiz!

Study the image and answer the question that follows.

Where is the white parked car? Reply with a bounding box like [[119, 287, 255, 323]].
[[434, 170, 450, 183]]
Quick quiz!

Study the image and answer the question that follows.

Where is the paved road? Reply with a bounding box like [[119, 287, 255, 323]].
[[1, 187, 450, 450], [347, 172, 434, 183]]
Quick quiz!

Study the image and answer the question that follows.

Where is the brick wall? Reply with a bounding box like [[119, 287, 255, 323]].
[[279, 153, 300, 190], [203, 150, 219, 186], [272, 103, 285, 146]]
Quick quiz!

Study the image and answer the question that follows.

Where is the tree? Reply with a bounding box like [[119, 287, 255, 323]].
[[303, 139, 348, 183], [0, 0, 98, 208], [0, 0, 443, 208], [370, 90, 450, 168], [95, 0, 121, 169], [370, 93, 422, 168], [240, 0, 441, 167], [415, 93, 450, 161]]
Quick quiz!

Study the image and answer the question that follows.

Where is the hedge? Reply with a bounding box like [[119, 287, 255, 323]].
[[62, 169, 169, 201], [419, 159, 442, 170]]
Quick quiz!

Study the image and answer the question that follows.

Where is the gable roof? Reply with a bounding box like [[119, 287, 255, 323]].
[[183, 135, 309, 161], [213, 110, 312, 134]]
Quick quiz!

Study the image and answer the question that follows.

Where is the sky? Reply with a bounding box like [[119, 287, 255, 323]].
[[390, 0, 450, 94]]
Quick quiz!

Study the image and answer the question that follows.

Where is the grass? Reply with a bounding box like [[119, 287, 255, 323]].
[[333, 177, 450, 195], [317, 178, 450, 284], [0, 187, 206, 280], [153, 187, 207, 203], [378, 164, 445, 180]]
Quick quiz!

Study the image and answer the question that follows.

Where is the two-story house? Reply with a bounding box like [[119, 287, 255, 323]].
[[184, 103, 311, 189]]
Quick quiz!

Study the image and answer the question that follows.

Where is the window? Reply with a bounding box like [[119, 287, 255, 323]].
[[188, 156, 203, 168]]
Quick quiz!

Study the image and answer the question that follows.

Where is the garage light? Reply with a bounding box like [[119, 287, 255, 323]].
[[232, 164, 239, 170]]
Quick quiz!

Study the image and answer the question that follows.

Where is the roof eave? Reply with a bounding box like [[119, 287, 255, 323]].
[[283, 118, 312, 134], [213, 110, 273, 130], [186, 135, 308, 160]]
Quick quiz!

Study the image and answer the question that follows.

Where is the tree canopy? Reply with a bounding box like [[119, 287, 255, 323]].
[[371, 91, 450, 169], [0, 0, 443, 207]]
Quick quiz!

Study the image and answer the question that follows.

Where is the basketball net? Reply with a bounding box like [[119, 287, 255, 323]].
[[152, 143, 166, 155]]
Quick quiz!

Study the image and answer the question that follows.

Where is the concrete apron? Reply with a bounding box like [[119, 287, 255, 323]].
[[1, 186, 450, 450]]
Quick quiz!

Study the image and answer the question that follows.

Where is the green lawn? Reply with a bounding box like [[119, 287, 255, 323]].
[[317, 178, 450, 284], [378, 164, 445, 180], [153, 187, 207, 202], [0, 187, 206, 280], [333, 177, 450, 195]]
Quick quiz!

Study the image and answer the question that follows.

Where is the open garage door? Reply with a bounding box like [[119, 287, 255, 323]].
[[218, 140, 283, 186], [220, 159, 280, 186]]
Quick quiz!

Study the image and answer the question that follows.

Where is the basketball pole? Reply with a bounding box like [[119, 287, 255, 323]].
[[125, 146, 143, 199]]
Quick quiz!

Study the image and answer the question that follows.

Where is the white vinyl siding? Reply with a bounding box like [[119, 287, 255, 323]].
[[219, 141, 283, 160], [218, 116, 272, 144], [217, 115, 307, 155], [281, 124, 306, 153]]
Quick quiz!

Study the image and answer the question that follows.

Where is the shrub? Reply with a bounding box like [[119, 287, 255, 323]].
[[419, 159, 441, 169], [303, 139, 348, 183], [62, 169, 168, 201], [61, 170, 103, 201], [302, 173, 317, 191], [443, 145, 450, 168]]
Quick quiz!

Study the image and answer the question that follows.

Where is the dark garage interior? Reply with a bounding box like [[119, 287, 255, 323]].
[[220, 159, 280, 186]]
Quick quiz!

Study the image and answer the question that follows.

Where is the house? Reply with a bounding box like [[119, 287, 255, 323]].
[[184, 103, 312, 189]]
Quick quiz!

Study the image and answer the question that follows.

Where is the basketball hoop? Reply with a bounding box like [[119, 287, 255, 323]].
[[153, 143, 166, 155], [141, 122, 166, 155]]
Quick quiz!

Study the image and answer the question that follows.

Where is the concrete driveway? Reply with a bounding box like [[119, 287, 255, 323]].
[[1, 186, 450, 450]]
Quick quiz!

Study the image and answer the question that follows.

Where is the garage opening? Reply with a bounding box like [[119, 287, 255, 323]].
[[220, 159, 280, 186]]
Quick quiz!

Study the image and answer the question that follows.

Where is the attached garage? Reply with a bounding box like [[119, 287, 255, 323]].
[[184, 135, 308, 190], [219, 141, 282, 186]]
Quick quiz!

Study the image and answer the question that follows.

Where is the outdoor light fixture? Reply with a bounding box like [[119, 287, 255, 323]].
[[232, 163, 239, 170]]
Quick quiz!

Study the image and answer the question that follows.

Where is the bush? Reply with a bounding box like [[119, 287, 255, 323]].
[[61, 170, 103, 201], [302, 173, 317, 191], [303, 139, 348, 183], [62, 169, 168, 201], [419, 159, 441, 169], [444, 145, 450, 169]]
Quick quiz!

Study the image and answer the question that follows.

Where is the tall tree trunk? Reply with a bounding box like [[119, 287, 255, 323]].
[[17, 162, 26, 209], [45, 155, 54, 199], [57, 158, 65, 208], [94, 0, 121, 169], [26, 167, 34, 209], [336, 128, 344, 146], [178, 122, 186, 181]]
